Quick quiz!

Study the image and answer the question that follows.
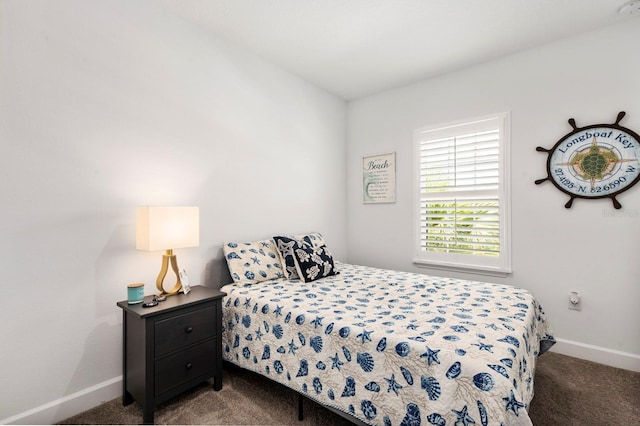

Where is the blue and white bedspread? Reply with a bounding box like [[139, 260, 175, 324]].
[[221, 263, 555, 426]]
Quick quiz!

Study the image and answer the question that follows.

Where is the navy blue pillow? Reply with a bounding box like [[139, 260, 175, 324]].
[[292, 244, 339, 283], [273, 235, 312, 280]]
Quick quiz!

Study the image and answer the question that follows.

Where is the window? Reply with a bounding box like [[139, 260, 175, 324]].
[[413, 113, 511, 275]]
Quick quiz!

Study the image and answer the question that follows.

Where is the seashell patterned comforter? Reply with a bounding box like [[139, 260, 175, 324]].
[[221, 263, 555, 426]]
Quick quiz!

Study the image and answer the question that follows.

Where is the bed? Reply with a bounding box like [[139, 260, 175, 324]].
[[219, 235, 555, 426]]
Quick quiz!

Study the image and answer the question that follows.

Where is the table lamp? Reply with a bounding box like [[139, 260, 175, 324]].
[[136, 206, 199, 296]]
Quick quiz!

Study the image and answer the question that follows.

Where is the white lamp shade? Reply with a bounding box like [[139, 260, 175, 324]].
[[136, 206, 199, 252]]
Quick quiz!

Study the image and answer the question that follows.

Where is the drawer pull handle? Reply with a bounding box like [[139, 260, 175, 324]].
[[186, 362, 193, 370], [185, 326, 193, 333]]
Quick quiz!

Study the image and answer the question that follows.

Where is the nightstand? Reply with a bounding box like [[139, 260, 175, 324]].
[[117, 286, 226, 424]]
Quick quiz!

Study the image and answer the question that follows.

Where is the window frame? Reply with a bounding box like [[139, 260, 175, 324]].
[[413, 112, 512, 277]]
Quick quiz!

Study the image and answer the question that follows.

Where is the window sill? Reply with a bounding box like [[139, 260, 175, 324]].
[[413, 259, 511, 278]]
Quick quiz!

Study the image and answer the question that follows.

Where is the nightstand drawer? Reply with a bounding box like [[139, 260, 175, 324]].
[[155, 306, 216, 356], [154, 339, 216, 396]]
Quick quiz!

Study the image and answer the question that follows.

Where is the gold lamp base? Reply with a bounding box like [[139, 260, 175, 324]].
[[156, 249, 183, 296]]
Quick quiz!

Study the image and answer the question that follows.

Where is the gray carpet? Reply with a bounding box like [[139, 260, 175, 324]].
[[60, 352, 640, 425]]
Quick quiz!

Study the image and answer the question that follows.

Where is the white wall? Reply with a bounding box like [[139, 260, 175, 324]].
[[0, 0, 346, 423], [347, 19, 640, 371]]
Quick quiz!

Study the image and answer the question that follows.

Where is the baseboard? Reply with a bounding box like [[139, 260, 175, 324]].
[[1, 376, 122, 425], [551, 338, 640, 372]]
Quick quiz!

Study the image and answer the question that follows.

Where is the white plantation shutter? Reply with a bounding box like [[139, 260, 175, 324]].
[[414, 114, 511, 275]]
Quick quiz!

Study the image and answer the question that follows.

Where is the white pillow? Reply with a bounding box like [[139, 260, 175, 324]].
[[223, 239, 285, 284]]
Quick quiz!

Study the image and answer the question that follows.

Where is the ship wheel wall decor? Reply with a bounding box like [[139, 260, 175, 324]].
[[535, 111, 640, 209]]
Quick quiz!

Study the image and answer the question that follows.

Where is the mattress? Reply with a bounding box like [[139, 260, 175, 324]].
[[221, 263, 555, 426]]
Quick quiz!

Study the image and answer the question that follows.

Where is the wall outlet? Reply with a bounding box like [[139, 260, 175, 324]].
[[568, 291, 581, 311]]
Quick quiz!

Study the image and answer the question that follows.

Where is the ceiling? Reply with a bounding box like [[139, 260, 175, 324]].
[[157, 0, 638, 100]]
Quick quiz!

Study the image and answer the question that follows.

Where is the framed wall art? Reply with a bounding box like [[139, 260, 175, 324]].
[[363, 152, 396, 203]]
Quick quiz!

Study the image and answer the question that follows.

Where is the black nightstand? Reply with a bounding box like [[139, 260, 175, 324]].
[[117, 286, 226, 424]]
